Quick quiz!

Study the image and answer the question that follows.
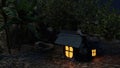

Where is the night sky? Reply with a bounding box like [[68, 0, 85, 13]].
[[102, 0, 120, 10], [112, 0, 120, 9]]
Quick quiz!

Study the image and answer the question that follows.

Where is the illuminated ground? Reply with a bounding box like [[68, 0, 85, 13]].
[[0, 41, 120, 68]]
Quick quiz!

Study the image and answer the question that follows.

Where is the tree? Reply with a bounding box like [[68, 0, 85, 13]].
[[37, 0, 120, 40], [0, 0, 11, 54], [0, 0, 38, 53]]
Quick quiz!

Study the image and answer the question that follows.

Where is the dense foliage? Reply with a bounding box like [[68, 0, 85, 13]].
[[0, 0, 120, 43], [37, 0, 120, 39]]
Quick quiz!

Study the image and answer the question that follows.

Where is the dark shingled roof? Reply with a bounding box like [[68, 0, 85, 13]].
[[55, 31, 82, 48]]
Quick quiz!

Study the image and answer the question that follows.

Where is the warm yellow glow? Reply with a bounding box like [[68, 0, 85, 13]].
[[65, 46, 73, 58], [65, 51, 69, 57], [69, 52, 73, 58], [92, 49, 96, 57], [70, 47, 73, 51], [65, 46, 69, 50]]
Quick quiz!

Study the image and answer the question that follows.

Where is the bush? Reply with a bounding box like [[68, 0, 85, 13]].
[[37, 0, 120, 40]]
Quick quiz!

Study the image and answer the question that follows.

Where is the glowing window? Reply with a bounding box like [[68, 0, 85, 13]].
[[65, 46, 73, 58], [92, 49, 96, 57]]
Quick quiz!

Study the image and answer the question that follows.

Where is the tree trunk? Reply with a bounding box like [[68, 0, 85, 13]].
[[1, 0, 11, 54]]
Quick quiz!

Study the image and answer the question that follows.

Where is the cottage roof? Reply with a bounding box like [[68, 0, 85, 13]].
[[55, 30, 82, 48]]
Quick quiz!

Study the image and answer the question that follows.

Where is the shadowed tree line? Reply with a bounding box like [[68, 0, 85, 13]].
[[0, 0, 120, 54]]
